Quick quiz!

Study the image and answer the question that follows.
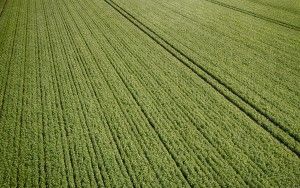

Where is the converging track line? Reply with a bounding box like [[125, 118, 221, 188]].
[[202, 0, 300, 31], [104, 0, 300, 157]]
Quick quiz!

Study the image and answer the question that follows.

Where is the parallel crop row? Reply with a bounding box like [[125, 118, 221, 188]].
[[202, 0, 300, 28], [56, 0, 190, 186], [67, 0, 298, 186], [0, 0, 299, 187], [108, 0, 300, 152]]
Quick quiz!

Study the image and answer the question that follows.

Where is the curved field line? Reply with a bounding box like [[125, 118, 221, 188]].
[[104, 0, 300, 157], [203, 0, 300, 31]]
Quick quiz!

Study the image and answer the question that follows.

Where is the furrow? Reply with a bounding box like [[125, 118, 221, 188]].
[[35, 1, 47, 186], [53, 8, 122, 188], [151, 0, 300, 74], [0, 0, 15, 53], [74, 0, 300, 186], [43, 0, 104, 186], [73, 0, 205, 185], [100, 26, 264, 186], [146, 0, 300, 105], [104, 18, 273, 181], [103, 53, 193, 187], [0, 0, 21, 121], [71, 0, 207, 185], [62, 0, 202, 185], [1, 0, 299, 187], [74, 0, 193, 186], [43, 1, 90, 187], [84, 8, 212, 188], [47, 1, 106, 187], [146, 0, 300, 120], [9, 1, 27, 185], [0, 0, 23, 186], [104, 0, 300, 157], [55, 16, 130, 188], [25, 0, 44, 186], [41, 0, 81, 186], [95, 19, 267, 186], [202, 0, 300, 31], [37, 0, 77, 186], [15, 0, 29, 186], [48, 0, 119, 186], [108, 0, 300, 137], [61, 1, 152, 186], [58, 0, 142, 186]]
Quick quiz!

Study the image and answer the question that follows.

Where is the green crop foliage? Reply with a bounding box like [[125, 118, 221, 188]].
[[0, 0, 299, 187]]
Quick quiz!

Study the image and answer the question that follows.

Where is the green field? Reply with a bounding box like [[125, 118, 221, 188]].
[[0, 0, 299, 187]]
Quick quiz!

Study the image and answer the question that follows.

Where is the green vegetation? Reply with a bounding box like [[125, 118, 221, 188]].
[[0, 0, 299, 187], [220, 0, 300, 25]]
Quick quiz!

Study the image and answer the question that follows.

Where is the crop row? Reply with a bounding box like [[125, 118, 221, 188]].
[[109, 0, 300, 148], [202, 0, 300, 28], [64, 0, 300, 186], [0, 0, 299, 187], [91, 0, 300, 186], [104, 0, 300, 158]]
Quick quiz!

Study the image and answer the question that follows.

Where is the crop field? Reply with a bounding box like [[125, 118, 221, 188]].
[[0, 0, 299, 187]]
